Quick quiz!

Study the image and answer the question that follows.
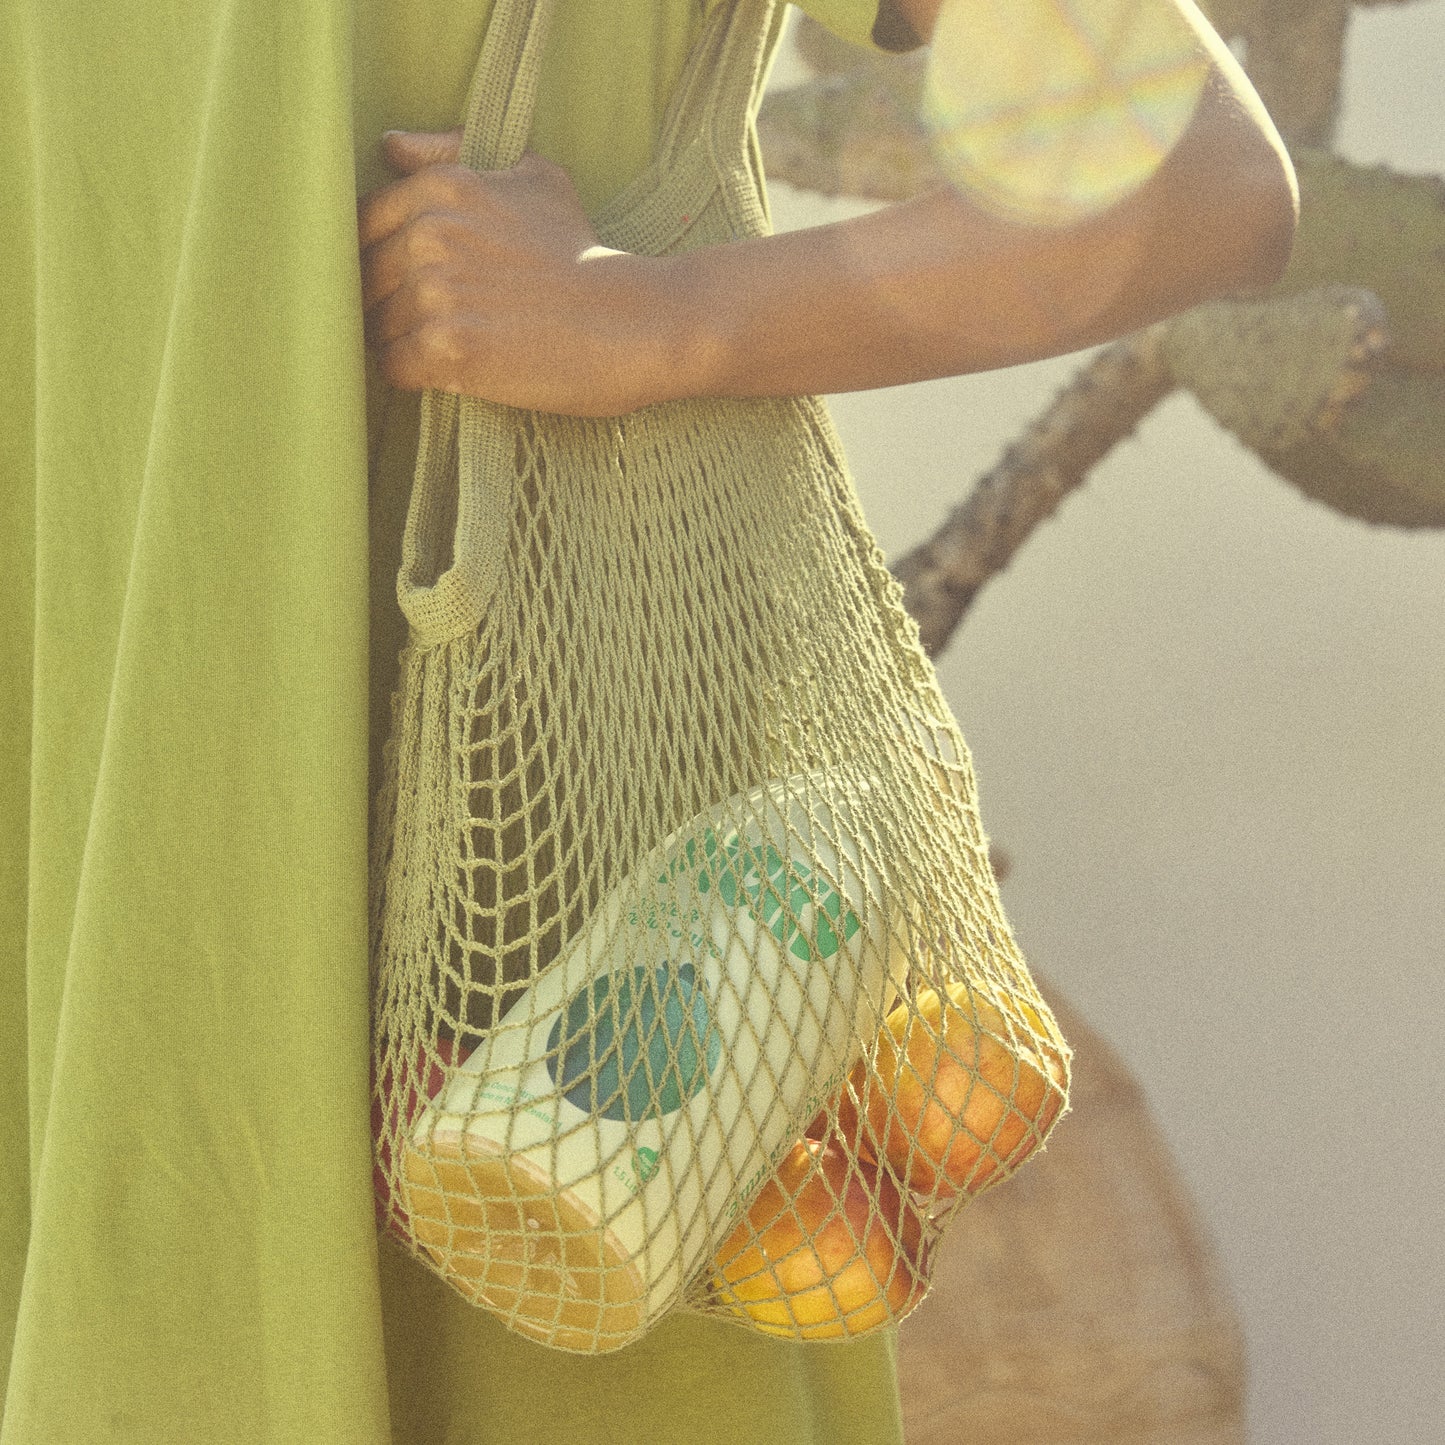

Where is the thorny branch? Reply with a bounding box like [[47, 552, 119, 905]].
[[761, 6, 1423, 653]]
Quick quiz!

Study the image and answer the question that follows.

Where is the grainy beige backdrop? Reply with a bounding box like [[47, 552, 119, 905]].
[[767, 6, 1445, 1442]]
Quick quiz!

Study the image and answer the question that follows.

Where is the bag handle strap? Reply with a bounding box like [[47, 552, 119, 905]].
[[396, 0, 557, 642], [457, 0, 557, 171], [591, 0, 783, 252], [397, 0, 778, 644]]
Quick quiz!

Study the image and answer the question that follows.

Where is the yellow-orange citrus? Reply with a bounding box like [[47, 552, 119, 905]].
[[838, 980, 1067, 1200], [711, 1138, 931, 1339]]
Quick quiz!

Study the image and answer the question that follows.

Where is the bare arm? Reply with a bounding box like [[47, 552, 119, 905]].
[[358, 0, 1298, 417]]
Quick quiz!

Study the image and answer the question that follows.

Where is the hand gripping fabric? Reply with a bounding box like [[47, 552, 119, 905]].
[[369, 0, 1071, 1355]]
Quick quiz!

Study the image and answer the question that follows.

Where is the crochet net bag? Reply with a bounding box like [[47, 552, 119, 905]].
[[369, 0, 1070, 1354]]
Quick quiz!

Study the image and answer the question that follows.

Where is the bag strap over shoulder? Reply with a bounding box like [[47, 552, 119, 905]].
[[591, 0, 783, 252], [656, 0, 783, 173], [455, 0, 778, 180]]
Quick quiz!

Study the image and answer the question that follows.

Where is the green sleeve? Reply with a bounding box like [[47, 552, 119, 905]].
[[793, 0, 926, 53]]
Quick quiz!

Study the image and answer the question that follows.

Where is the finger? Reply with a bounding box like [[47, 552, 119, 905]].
[[358, 173, 419, 252], [357, 169, 448, 252], [363, 266, 447, 351], [376, 321, 473, 397], [359, 209, 469, 311], [359, 220, 414, 313], [382, 128, 464, 174], [513, 149, 566, 180], [357, 163, 476, 252]]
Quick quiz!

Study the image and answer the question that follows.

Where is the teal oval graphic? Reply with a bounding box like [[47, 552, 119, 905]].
[[546, 962, 722, 1123], [696, 829, 862, 963]]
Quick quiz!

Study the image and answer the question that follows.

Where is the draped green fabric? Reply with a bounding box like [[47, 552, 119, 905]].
[[1, 1, 916, 1441]]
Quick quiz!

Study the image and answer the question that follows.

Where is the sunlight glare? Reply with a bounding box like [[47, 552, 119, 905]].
[[922, 0, 1212, 226]]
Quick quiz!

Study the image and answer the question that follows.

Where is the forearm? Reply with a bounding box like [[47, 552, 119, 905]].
[[644, 187, 1149, 403], [639, 65, 1298, 405]]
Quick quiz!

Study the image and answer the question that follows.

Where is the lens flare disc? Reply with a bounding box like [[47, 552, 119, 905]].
[[922, 0, 1211, 227]]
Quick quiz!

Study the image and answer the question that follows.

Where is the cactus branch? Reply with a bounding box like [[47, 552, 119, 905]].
[[890, 327, 1175, 657], [889, 281, 1394, 655]]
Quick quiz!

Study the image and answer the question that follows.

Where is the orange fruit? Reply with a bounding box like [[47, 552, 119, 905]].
[[838, 980, 1067, 1200], [712, 1138, 931, 1339]]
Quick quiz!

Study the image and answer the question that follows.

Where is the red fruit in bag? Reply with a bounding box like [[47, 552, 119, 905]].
[[371, 1036, 472, 1240], [804, 1071, 877, 1157]]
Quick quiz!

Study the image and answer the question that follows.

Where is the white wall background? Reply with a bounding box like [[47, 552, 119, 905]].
[[768, 6, 1445, 1441]]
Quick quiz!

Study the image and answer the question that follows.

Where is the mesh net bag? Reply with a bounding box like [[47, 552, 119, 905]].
[[369, 0, 1071, 1354]]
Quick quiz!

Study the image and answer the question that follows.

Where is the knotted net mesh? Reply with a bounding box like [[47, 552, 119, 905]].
[[369, 0, 1070, 1354]]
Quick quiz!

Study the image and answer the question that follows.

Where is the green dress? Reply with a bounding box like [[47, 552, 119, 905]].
[[0, 2, 915, 1440]]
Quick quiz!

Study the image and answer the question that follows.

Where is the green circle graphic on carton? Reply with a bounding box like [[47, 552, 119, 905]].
[[692, 827, 862, 962], [547, 962, 722, 1123]]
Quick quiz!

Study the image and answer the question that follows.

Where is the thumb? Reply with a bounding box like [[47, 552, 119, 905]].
[[381, 128, 464, 173]]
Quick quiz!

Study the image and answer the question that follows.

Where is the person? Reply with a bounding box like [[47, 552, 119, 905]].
[[0, 1, 1293, 1442]]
